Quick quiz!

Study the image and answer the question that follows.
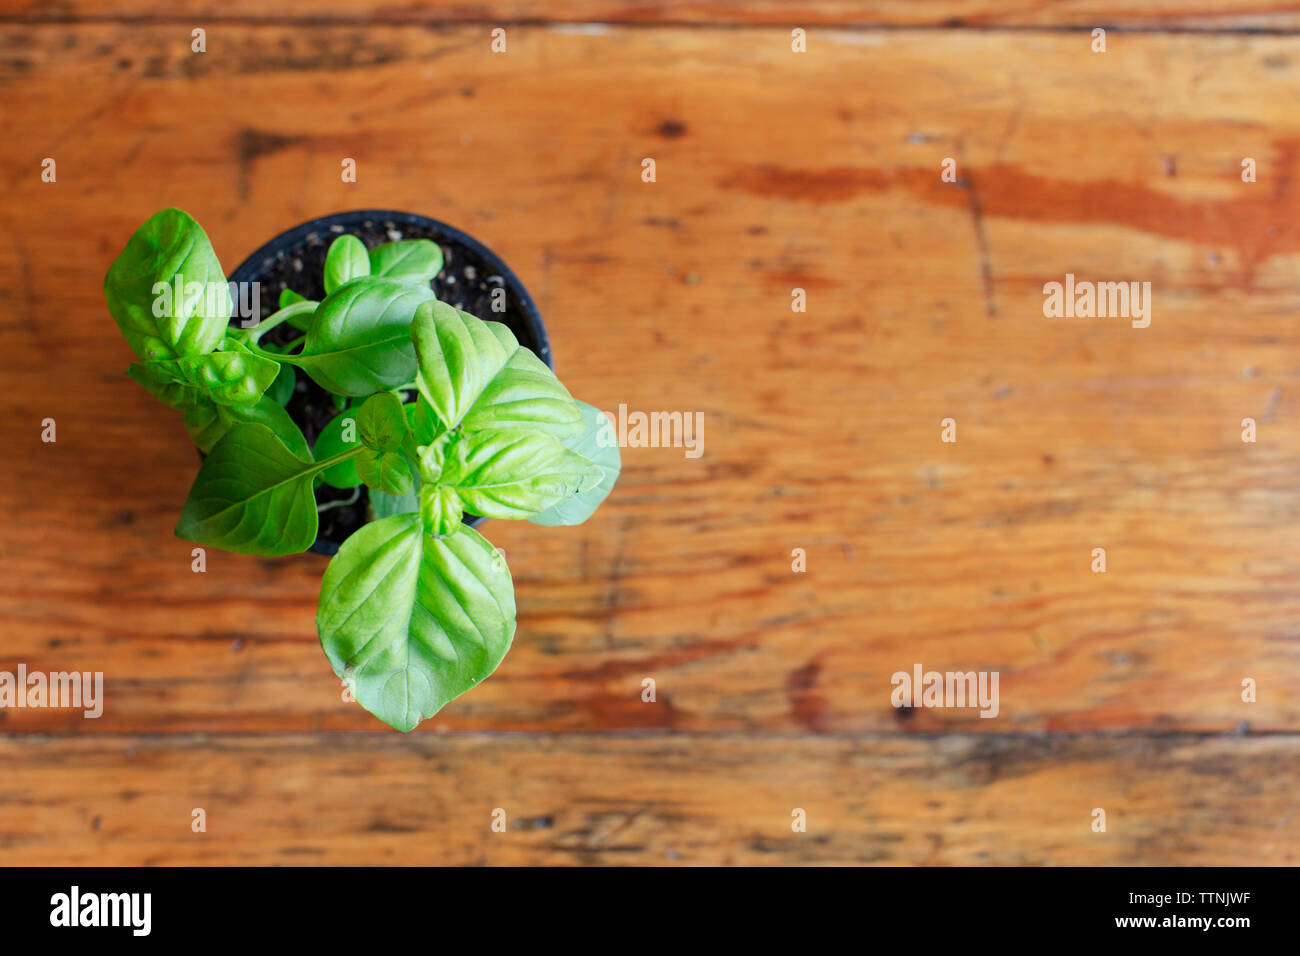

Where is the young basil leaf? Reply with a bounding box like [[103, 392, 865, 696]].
[[175, 423, 345, 556], [105, 208, 231, 360], [401, 396, 441, 464], [142, 348, 279, 407], [317, 516, 515, 732], [411, 301, 583, 439], [356, 392, 408, 452], [293, 277, 435, 396], [323, 234, 371, 295], [368, 239, 443, 285], [312, 412, 363, 488], [420, 483, 464, 537], [277, 289, 318, 331], [439, 428, 604, 519], [527, 400, 621, 527], [127, 361, 203, 411], [357, 450, 413, 496]]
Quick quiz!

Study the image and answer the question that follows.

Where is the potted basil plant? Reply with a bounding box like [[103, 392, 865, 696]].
[[104, 209, 619, 730]]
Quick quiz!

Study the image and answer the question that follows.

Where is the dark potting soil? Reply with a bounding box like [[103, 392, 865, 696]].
[[229, 218, 537, 553]]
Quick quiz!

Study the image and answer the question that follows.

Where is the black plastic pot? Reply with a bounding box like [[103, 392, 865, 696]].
[[226, 209, 551, 556]]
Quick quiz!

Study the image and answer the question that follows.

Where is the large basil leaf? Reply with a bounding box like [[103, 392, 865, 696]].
[[528, 400, 620, 527], [439, 428, 603, 519], [174, 423, 335, 555], [411, 301, 583, 439], [369, 239, 443, 285], [318, 516, 515, 731], [293, 277, 434, 396], [105, 208, 231, 360], [461, 343, 585, 438], [323, 235, 370, 294]]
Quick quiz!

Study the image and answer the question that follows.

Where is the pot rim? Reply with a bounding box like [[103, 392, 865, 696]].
[[226, 208, 553, 369]]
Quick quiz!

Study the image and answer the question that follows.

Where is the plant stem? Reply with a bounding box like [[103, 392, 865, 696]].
[[244, 341, 306, 366], [315, 445, 366, 470], [317, 487, 361, 513], [233, 300, 317, 343]]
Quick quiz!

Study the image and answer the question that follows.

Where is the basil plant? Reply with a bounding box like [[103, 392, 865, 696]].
[[104, 209, 619, 730]]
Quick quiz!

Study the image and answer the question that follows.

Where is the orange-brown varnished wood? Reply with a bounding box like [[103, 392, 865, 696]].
[[0, 734, 1295, 865], [0, 13, 1297, 863]]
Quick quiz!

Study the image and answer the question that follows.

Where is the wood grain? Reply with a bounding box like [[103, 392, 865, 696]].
[[0, 16, 1297, 863], [5, 1, 1300, 30], [2, 23, 1297, 735], [0, 733, 1293, 865]]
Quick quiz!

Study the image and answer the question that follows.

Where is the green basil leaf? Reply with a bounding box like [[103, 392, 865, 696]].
[[105, 208, 231, 360], [232, 396, 309, 458], [420, 483, 464, 537], [368, 239, 443, 285], [528, 400, 620, 527], [323, 234, 371, 295], [312, 411, 363, 488], [356, 392, 408, 452], [179, 394, 309, 458], [277, 289, 317, 331], [411, 301, 583, 439], [358, 450, 413, 496], [294, 277, 434, 396], [461, 344, 585, 438], [317, 516, 515, 731], [130, 360, 309, 458], [401, 397, 440, 460], [268, 361, 296, 406], [279, 288, 306, 309], [127, 361, 201, 410], [142, 348, 279, 407], [174, 422, 336, 556], [439, 428, 604, 519], [370, 480, 420, 521], [179, 400, 228, 453]]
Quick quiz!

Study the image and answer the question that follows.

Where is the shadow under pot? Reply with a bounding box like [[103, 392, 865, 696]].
[[224, 209, 553, 556]]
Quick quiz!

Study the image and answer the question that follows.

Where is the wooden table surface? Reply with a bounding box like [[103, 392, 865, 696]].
[[1, 1, 1298, 865]]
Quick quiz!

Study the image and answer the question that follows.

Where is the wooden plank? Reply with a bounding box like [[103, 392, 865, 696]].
[[4, 1, 1300, 30], [0, 733, 1294, 865], [1, 24, 1299, 735]]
